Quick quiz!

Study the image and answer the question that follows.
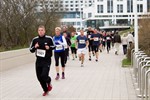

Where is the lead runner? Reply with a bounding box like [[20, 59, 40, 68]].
[[29, 25, 55, 96]]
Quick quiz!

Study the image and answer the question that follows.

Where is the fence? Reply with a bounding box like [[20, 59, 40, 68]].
[[131, 49, 150, 100]]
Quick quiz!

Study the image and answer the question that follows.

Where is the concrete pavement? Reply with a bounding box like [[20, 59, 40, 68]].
[[0, 47, 141, 100]]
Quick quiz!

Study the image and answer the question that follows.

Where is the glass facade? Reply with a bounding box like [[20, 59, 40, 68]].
[[62, 12, 80, 18]]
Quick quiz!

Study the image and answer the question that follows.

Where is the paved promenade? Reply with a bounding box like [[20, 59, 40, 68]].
[[0, 47, 140, 100]]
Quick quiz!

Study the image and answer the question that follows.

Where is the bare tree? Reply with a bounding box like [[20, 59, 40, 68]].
[[0, 0, 63, 50], [139, 14, 150, 56]]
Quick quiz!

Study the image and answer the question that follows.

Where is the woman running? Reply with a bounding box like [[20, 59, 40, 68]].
[[71, 31, 77, 60], [63, 32, 71, 65], [53, 27, 67, 80], [106, 31, 112, 53]]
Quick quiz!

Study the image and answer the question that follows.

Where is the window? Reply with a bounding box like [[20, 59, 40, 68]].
[[127, 0, 133, 13], [117, 4, 123, 13], [88, 13, 92, 18], [107, 0, 113, 13], [75, 5, 78, 7], [137, 4, 143, 12], [97, 5, 103, 13], [65, 1, 68, 3], [76, 8, 79, 11]]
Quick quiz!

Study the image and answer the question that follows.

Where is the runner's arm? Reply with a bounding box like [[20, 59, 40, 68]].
[[29, 39, 36, 53]]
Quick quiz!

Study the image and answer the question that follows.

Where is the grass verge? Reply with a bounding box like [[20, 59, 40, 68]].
[[122, 58, 131, 67]]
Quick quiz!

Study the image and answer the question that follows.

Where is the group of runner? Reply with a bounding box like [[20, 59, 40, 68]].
[[29, 25, 120, 96]]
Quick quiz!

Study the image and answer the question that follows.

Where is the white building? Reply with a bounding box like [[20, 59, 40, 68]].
[[35, 0, 150, 30], [83, 0, 150, 28]]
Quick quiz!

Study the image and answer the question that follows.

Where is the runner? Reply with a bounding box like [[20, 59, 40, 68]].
[[63, 32, 71, 65], [87, 26, 94, 61], [111, 31, 115, 48], [106, 31, 112, 53], [53, 27, 67, 80], [91, 29, 102, 62], [29, 25, 54, 96], [102, 31, 106, 50], [99, 31, 103, 52], [70, 31, 77, 60], [76, 30, 89, 67], [61, 26, 71, 59]]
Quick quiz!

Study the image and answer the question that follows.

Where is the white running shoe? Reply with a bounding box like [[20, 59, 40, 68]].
[[81, 64, 84, 67]]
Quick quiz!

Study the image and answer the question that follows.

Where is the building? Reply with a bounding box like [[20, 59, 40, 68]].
[[35, 0, 150, 30], [83, 0, 150, 28]]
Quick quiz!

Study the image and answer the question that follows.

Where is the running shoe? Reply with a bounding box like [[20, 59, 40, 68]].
[[47, 84, 52, 91], [89, 58, 91, 61], [100, 49, 102, 52], [81, 64, 84, 67], [55, 75, 60, 80], [43, 91, 48, 96], [62, 73, 65, 79], [75, 55, 77, 58]]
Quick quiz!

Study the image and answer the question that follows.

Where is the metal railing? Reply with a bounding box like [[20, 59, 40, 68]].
[[131, 49, 150, 100]]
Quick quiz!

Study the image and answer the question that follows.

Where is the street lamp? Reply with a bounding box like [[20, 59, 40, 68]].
[[133, 0, 139, 52]]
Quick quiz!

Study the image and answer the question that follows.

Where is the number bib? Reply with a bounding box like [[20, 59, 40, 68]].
[[56, 45, 63, 50], [107, 37, 110, 40], [88, 35, 91, 38], [94, 37, 99, 41], [36, 49, 46, 57], [79, 40, 85, 44], [71, 40, 75, 44]]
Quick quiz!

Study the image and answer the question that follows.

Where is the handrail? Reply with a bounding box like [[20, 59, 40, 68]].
[[144, 69, 150, 100]]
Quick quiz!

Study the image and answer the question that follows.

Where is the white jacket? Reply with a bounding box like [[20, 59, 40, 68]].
[[127, 34, 134, 43], [121, 37, 128, 45]]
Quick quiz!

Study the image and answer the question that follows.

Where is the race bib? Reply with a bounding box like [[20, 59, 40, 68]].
[[94, 37, 99, 41], [56, 45, 63, 50], [71, 40, 75, 44], [36, 49, 46, 57], [107, 37, 110, 40], [88, 35, 91, 38], [79, 40, 86, 44]]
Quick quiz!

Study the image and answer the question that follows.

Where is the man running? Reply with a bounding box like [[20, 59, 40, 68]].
[[29, 25, 54, 96], [87, 27, 94, 61], [76, 30, 89, 67], [91, 29, 102, 62]]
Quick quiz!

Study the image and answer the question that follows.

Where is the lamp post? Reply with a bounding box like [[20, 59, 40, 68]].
[[134, 0, 139, 52]]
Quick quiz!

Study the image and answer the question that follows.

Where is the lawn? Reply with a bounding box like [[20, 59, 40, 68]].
[[122, 58, 131, 67]]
